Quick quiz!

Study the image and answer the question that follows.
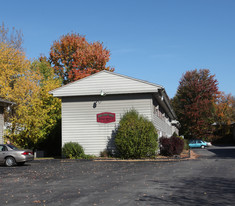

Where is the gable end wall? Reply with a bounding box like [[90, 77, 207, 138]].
[[62, 94, 153, 156]]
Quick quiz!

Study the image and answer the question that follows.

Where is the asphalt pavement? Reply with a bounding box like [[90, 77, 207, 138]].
[[0, 146, 235, 206]]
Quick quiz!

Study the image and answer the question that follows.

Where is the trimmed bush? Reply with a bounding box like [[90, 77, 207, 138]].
[[171, 136, 184, 155], [62, 142, 85, 159], [159, 136, 184, 156], [115, 109, 158, 159], [159, 137, 173, 156]]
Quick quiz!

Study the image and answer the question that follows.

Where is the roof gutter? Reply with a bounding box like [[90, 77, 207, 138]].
[[154, 88, 177, 120]]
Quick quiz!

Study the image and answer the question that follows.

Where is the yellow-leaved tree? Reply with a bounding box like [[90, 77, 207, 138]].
[[0, 42, 61, 149], [0, 42, 28, 99]]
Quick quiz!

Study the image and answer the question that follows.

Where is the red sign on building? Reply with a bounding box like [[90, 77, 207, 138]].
[[97, 112, 116, 123]]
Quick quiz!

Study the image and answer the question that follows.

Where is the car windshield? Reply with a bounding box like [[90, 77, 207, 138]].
[[7, 144, 20, 150]]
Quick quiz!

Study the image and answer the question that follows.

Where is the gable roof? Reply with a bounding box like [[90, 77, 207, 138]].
[[0, 98, 15, 107], [50, 70, 164, 97], [50, 71, 178, 120]]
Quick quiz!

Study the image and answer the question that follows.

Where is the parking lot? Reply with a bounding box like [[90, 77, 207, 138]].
[[0, 146, 235, 206]]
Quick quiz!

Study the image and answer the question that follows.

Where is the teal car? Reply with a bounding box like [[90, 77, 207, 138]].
[[189, 140, 208, 148]]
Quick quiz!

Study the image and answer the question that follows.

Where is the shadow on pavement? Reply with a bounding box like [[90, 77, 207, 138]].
[[208, 147, 235, 159], [137, 177, 235, 205]]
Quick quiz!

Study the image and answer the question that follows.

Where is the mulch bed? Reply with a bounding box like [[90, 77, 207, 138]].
[[92, 149, 197, 162], [37, 150, 199, 162]]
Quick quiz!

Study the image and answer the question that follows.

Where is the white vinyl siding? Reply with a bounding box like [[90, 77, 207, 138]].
[[52, 71, 161, 97], [62, 94, 152, 156], [151, 99, 173, 137]]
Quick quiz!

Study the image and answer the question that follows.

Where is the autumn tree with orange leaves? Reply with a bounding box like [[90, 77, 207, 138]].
[[215, 93, 235, 125], [171, 69, 220, 140], [213, 93, 235, 138], [49, 33, 114, 84]]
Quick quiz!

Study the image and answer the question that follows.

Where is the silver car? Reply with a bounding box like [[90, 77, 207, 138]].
[[0, 144, 34, 166]]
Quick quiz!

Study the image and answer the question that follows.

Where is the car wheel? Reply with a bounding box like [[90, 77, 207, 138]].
[[201, 145, 205, 149], [5, 156, 16, 167]]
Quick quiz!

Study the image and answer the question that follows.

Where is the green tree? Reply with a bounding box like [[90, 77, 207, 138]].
[[171, 69, 219, 139]]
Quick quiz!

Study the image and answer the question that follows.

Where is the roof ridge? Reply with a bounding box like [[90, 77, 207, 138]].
[[50, 70, 163, 94], [103, 70, 164, 89]]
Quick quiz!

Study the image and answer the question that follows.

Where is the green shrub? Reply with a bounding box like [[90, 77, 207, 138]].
[[62, 142, 85, 159], [82, 154, 96, 160], [115, 109, 158, 159], [159, 136, 184, 156]]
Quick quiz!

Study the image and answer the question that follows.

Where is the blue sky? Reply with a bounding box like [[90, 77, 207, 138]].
[[1, 0, 234, 98]]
